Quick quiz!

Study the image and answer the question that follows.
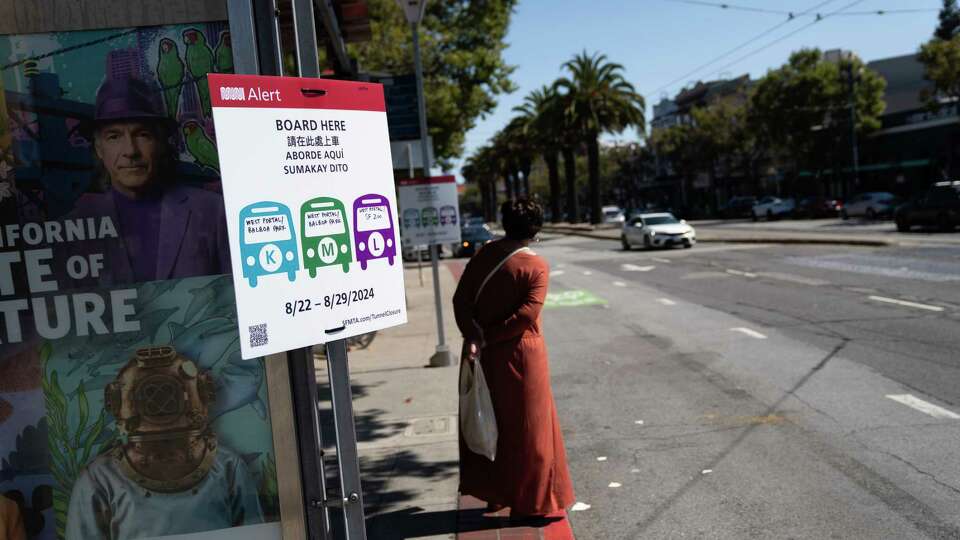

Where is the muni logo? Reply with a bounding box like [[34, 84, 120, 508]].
[[220, 86, 246, 101]]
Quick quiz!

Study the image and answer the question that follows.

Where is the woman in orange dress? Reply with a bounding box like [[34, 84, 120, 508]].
[[453, 199, 575, 519]]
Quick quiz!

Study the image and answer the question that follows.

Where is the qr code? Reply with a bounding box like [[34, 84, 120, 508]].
[[249, 324, 268, 348]]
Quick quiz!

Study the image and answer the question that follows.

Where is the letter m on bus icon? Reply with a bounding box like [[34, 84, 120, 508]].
[[321, 242, 336, 259]]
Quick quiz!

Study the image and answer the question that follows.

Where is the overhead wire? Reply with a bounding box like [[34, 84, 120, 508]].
[[705, 0, 868, 80], [649, 0, 840, 97], [659, 0, 938, 17]]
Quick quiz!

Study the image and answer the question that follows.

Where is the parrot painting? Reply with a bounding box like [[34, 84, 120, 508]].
[[214, 30, 234, 74], [183, 28, 215, 116], [182, 120, 219, 172], [156, 38, 185, 119]]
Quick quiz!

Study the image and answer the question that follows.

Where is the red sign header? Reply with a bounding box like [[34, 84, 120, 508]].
[[397, 175, 456, 186], [208, 73, 385, 112]]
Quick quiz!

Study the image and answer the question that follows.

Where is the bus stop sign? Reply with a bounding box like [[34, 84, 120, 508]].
[[209, 73, 408, 359]]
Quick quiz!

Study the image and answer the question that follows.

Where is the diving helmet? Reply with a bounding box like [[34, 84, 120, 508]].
[[104, 346, 218, 493]]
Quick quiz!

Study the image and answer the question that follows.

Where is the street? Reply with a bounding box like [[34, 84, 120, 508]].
[[537, 235, 960, 539]]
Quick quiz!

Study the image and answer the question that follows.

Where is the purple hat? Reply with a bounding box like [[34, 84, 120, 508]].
[[80, 77, 175, 137]]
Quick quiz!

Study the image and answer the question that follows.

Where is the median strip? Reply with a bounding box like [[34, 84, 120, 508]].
[[868, 295, 944, 312]]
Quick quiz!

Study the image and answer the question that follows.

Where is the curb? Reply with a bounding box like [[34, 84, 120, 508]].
[[541, 227, 894, 248]]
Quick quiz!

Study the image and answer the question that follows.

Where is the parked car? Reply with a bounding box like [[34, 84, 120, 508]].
[[752, 197, 796, 221], [602, 205, 626, 224], [795, 196, 843, 219], [895, 181, 960, 232], [720, 196, 757, 219], [841, 192, 897, 220], [621, 212, 696, 250], [402, 243, 432, 262], [455, 225, 495, 257], [463, 216, 487, 228]]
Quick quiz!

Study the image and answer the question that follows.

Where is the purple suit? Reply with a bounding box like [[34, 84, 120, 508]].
[[65, 183, 231, 287]]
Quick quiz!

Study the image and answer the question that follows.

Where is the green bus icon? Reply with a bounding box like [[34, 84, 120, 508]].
[[300, 197, 353, 275]]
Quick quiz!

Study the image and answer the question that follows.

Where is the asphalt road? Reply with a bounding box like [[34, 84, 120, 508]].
[[536, 235, 960, 539]]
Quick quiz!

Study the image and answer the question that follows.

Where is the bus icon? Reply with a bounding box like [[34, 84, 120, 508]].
[[421, 206, 439, 226], [353, 194, 397, 270], [440, 205, 458, 226], [239, 201, 300, 287], [403, 208, 421, 228], [301, 197, 353, 275]]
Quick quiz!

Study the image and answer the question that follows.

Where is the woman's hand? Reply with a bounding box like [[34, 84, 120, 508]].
[[465, 340, 482, 364]]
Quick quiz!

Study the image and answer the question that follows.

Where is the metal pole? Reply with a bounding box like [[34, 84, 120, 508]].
[[412, 21, 453, 367], [229, 1, 334, 538], [293, 0, 366, 537], [325, 339, 367, 539]]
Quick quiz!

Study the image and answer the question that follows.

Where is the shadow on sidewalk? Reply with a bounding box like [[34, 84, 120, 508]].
[[366, 507, 512, 539]]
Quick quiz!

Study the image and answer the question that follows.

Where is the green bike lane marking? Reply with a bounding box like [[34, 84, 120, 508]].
[[545, 289, 607, 308]]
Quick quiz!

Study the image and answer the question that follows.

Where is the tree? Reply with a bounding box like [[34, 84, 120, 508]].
[[936, 0, 960, 40], [352, 0, 517, 168], [748, 49, 885, 195], [514, 86, 564, 222], [919, 36, 960, 108], [556, 51, 645, 224]]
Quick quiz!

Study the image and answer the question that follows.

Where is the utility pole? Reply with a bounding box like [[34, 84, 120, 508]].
[[845, 60, 861, 200], [398, 0, 454, 367]]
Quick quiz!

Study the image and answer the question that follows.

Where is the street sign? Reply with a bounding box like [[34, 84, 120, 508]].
[[380, 74, 420, 140], [209, 73, 408, 359], [398, 175, 462, 246]]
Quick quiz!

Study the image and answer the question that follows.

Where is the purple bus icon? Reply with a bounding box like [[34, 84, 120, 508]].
[[353, 194, 396, 270]]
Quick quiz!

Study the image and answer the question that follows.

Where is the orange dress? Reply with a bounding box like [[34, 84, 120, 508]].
[[453, 239, 575, 515]]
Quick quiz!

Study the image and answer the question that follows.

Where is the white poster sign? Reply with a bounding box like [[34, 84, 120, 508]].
[[398, 175, 462, 246], [209, 74, 407, 359]]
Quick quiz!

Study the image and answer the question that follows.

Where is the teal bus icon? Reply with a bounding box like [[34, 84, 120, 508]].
[[300, 197, 353, 275], [239, 201, 300, 287], [403, 208, 421, 228]]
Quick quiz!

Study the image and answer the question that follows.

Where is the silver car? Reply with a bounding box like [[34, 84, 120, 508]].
[[621, 213, 696, 250]]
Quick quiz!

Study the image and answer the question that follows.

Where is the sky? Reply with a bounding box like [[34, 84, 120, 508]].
[[453, 0, 945, 178]]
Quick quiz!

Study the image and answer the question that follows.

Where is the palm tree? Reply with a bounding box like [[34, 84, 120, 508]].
[[463, 146, 499, 221], [514, 85, 564, 222], [556, 51, 646, 224]]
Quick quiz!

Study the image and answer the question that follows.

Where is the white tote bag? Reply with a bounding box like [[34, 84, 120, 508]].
[[459, 360, 497, 460], [458, 246, 530, 461]]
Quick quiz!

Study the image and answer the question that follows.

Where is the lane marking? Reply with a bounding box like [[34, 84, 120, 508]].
[[621, 264, 656, 272], [596, 456, 607, 462], [756, 272, 830, 286], [571, 502, 592, 512], [730, 327, 767, 339], [657, 298, 676, 306], [701, 469, 713, 475], [608, 482, 622, 488], [583, 270, 593, 276], [634, 420, 645, 425], [551, 270, 565, 277], [613, 281, 627, 287], [726, 269, 757, 278], [886, 394, 960, 419], [869, 296, 944, 312], [652, 257, 671, 263], [631, 468, 641, 474]]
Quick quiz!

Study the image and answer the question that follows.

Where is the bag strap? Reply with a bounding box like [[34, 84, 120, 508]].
[[475, 247, 531, 303]]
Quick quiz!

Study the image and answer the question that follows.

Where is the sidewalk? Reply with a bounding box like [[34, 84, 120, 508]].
[[325, 260, 575, 539]]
